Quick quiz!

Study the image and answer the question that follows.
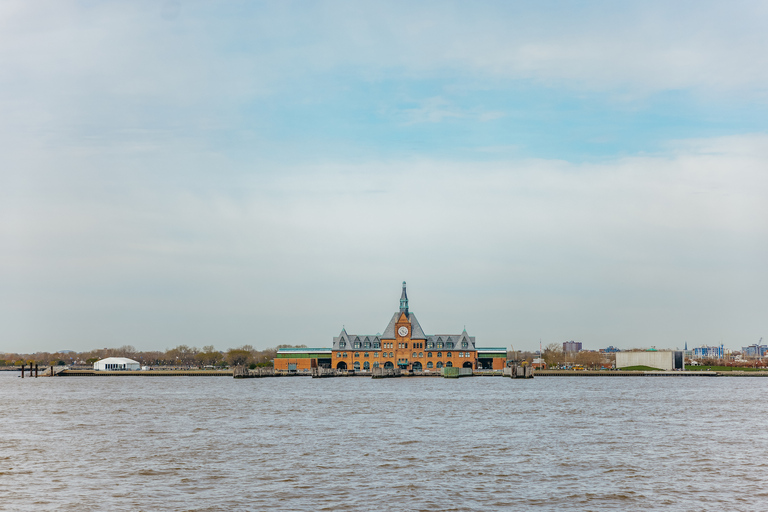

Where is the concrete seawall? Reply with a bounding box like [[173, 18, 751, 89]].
[[57, 370, 233, 376], [535, 370, 768, 377]]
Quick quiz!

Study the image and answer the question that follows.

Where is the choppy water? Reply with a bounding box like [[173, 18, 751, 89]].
[[2, 372, 768, 511]]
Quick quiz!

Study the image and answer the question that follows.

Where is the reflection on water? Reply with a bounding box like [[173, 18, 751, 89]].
[[2, 372, 768, 511]]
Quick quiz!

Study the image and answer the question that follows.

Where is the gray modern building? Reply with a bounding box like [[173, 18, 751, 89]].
[[616, 351, 684, 371]]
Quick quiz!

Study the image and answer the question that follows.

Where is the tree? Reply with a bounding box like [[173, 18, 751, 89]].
[[196, 346, 222, 367], [226, 348, 251, 367], [165, 345, 198, 366], [542, 343, 564, 367], [575, 351, 603, 369]]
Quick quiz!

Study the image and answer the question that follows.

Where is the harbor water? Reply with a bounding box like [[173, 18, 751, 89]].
[[2, 372, 767, 511]]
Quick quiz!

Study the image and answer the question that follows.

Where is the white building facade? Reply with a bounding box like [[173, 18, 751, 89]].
[[93, 357, 141, 371]]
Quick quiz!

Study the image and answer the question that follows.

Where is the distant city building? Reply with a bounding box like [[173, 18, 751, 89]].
[[563, 341, 582, 353], [741, 344, 768, 358], [602, 346, 621, 353], [692, 345, 724, 359]]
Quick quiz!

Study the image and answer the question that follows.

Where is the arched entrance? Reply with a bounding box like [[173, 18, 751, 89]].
[[336, 361, 347, 370], [353, 362, 360, 370], [463, 361, 473, 368], [384, 361, 394, 369], [412, 362, 423, 371]]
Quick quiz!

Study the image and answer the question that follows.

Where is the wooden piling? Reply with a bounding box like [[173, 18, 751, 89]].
[[21, 364, 24, 378]]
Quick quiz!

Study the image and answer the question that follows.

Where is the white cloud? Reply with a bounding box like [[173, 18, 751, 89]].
[[1, 133, 766, 351], [1, 0, 767, 115], [1, 1, 766, 352]]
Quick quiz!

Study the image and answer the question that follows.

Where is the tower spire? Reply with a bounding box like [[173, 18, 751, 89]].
[[399, 281, 408, 313]]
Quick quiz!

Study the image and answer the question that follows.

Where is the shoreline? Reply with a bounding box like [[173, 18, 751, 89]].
[[10, 368, 768, 377]]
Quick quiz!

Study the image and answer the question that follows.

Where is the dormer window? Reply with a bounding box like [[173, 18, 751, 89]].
[[462, 341, 468, 348], [364, 341, 370, 349], [373, 342, 380, 349], [446, 342, 454, 349], [437, 342, 443, 349], [339, 341, 346, 348], [354, 341, 361, 349]]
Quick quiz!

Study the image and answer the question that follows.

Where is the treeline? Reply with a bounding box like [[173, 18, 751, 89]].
[[539, 343, 613, 369], [0, 344, 308, 369]]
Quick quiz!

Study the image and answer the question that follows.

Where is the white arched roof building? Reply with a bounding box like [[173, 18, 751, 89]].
[[93, 357, 141, 371]]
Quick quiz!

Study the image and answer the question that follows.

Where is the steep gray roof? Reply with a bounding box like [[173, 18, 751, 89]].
[[381, 312, 427, 339], [332, 329, 381, 350], [426, 332, 476, 349]]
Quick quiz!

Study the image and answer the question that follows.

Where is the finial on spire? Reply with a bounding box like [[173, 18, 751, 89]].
[[399, 281, 408, 313]]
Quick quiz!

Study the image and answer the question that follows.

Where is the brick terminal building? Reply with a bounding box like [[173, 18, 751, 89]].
[[274, 282, 507, 373]]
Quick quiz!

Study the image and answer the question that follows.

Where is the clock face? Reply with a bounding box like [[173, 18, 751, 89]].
[[398, 326, 409, 337]]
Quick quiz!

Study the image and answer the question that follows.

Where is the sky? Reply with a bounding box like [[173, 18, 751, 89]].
[[1, 0, 767, 353]]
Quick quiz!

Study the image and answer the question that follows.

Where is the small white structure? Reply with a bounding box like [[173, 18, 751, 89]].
[[93, 357, 141, 371]]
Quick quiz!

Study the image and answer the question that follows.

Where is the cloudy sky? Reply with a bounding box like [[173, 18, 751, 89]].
[[1, 0, 767, 353]]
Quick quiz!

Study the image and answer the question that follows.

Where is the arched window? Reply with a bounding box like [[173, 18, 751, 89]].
[[427, 361, 433, 368], [354, 362, 360, 370], [462, 341, 468, 348], [363, 361, 370, 370], [390, 352, 394, 357], [419, 352, 423, 358], [355, 352, 360, 358], [427, 352, 432, 357], [436, 361, 443, 368], [374, 352, 378, 358], [446, 361, 453, 367], [412, 352, 417, 358], [364, 352, 369, 357], [437, 352, 442, 357], [446, 352, 452, 357], [343, 352, 347, 357]]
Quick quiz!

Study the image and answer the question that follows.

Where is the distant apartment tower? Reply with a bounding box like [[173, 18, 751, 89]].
[[692, 345, 724, 359], [741, 344, 768, 358], [563, 340, 582, 353]]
